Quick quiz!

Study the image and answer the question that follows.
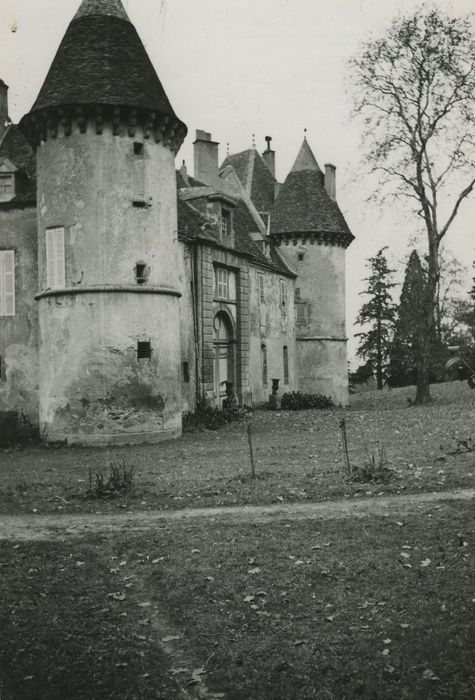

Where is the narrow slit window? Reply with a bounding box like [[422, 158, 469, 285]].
[[137, 341, 152, 360], [258, 272, 265, 302], [183, 362, 190, 383], [283, 346, 289, 384], [280, 280, 286, 309], [262, 344, 268, 386], [135, 263, 147, 285], [221, 209, 231, 236], [0, 250, 15, 316], [134, 142, 144, 156], [132, 200, 148, 208], [46, 228, 65, 289]]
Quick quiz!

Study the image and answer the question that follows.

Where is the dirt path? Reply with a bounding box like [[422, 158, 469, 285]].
[[1, 488, 474, 541]]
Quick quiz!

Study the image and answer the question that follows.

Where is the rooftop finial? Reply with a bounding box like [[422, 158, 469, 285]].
[[304, 128, 307, 139], [252, 133, 256, 149], [226, 142, 230, 156]]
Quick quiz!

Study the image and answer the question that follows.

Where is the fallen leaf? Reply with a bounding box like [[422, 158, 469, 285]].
[[248, 567, 261, 574], [108, 592, 126, 601], [382, 648, 390, 656], [400, 552, 411, 559], [422, 669, 439, 681], [243, 595, 255, 603], [138, 601, 151, 608], [162, 635, 182, 643], [420, 558, 432, 567], [294, 639, 308, 646]]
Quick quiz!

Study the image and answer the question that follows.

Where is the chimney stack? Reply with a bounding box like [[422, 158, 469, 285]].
[[324, 163, 336, 200], [193, 129, 219, 186], [0, 80, 10, 137], [262, 135, 275, 177]]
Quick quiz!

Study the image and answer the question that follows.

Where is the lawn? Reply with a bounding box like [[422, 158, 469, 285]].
[[0, 381, 473, 515], [1, 500, 474, 699]]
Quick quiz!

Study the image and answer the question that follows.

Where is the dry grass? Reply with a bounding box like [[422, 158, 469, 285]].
[[0, 381, 473, 515]]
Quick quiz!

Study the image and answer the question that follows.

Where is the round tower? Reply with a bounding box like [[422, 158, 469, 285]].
[[20, 0, 187, 444], [270, 138, 354, 405]]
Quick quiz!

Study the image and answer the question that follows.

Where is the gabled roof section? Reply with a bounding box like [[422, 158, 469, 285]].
[[221, 148, 276, 213], [291, 137, 322, 173], [270, 139, 353, 245], [26, 0, 184, 129]]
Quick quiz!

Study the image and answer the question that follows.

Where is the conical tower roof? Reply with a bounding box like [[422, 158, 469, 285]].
[[21, 0, 186, 145], [270, 138, 353, 245], [290, 137, 322, 173]]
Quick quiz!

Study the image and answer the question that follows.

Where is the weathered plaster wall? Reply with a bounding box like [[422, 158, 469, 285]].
[[297, 339, 348, 405], [36, 127, 179, 290], [0, 205, 39, 424], [36, 125, 183, 443], [38, 293, 181, 444], [278, 240, 349, 404], [248, 266, 297, 404]]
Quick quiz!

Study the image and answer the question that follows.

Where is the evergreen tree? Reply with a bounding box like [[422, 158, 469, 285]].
[[389, 251, 427, 387], [355, 248, 396, 389]]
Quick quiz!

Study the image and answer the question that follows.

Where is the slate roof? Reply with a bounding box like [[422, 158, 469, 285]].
[[26, 0, 185, 132], [221, 149, 276, 213], [270, 138, 353, 241], [176, 173, 293, 276], [0, 126, 36, 205]]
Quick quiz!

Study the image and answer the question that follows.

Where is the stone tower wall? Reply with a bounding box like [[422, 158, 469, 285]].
[[35, 122, 183, 444], [278, 238, 349, 405]]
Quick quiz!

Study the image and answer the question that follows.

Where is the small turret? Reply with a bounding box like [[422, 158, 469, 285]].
[[270, 137, 354, 404]]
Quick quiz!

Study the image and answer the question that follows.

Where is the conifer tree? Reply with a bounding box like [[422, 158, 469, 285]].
[[388, 251, 427, 387], [355, 248, 396, 389]]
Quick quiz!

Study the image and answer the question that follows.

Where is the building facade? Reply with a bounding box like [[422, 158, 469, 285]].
[[0, 0, 354, 445]]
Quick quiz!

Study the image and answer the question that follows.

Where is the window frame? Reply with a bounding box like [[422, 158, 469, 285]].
[[221, 208, 231, 237], [215, 266, 230, 300], [0, 173, 15, 202], [0, 249, 15, 317], [46, 227, 66, 289]]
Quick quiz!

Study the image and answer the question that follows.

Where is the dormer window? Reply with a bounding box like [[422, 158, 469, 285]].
[[0, 159, 17, 203], [221, 209, 231, 236], [0, 173, 14, 202]]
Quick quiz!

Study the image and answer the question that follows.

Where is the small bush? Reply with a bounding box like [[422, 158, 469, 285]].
[[86, 461, 135, 499], [182, 406, 245, 432], [281, 392, 334, 411], [351, 444, 395, 483]]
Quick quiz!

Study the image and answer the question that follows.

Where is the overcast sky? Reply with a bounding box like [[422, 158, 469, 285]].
[[1, 0, 473, 364]]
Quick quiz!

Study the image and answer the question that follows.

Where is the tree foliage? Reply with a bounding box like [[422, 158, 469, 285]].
[[355, 247, 396, 389], [389, 250, 427, 386], [350, 7, 475, 402]]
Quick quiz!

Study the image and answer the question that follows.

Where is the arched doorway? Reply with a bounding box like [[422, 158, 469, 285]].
[[213, 311, 236, 407]]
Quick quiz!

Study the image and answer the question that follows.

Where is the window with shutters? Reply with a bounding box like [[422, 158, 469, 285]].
[[0, 250, 15, 316], [46, 227, 66, 289]]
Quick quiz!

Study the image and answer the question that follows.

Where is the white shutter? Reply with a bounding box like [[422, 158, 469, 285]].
[[0, 250, 15, 317], [46, 227, 65, 288]]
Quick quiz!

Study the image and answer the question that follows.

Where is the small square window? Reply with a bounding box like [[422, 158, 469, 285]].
[[134, 142, 144, 156], [137, 341, 152, 360], [135, 263, 147, 285]]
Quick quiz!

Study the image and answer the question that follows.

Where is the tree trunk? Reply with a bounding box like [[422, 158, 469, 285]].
[[414, 238, 439, 404]]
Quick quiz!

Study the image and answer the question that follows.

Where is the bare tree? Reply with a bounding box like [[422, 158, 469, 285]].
[[350, 7, 475, 403]]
